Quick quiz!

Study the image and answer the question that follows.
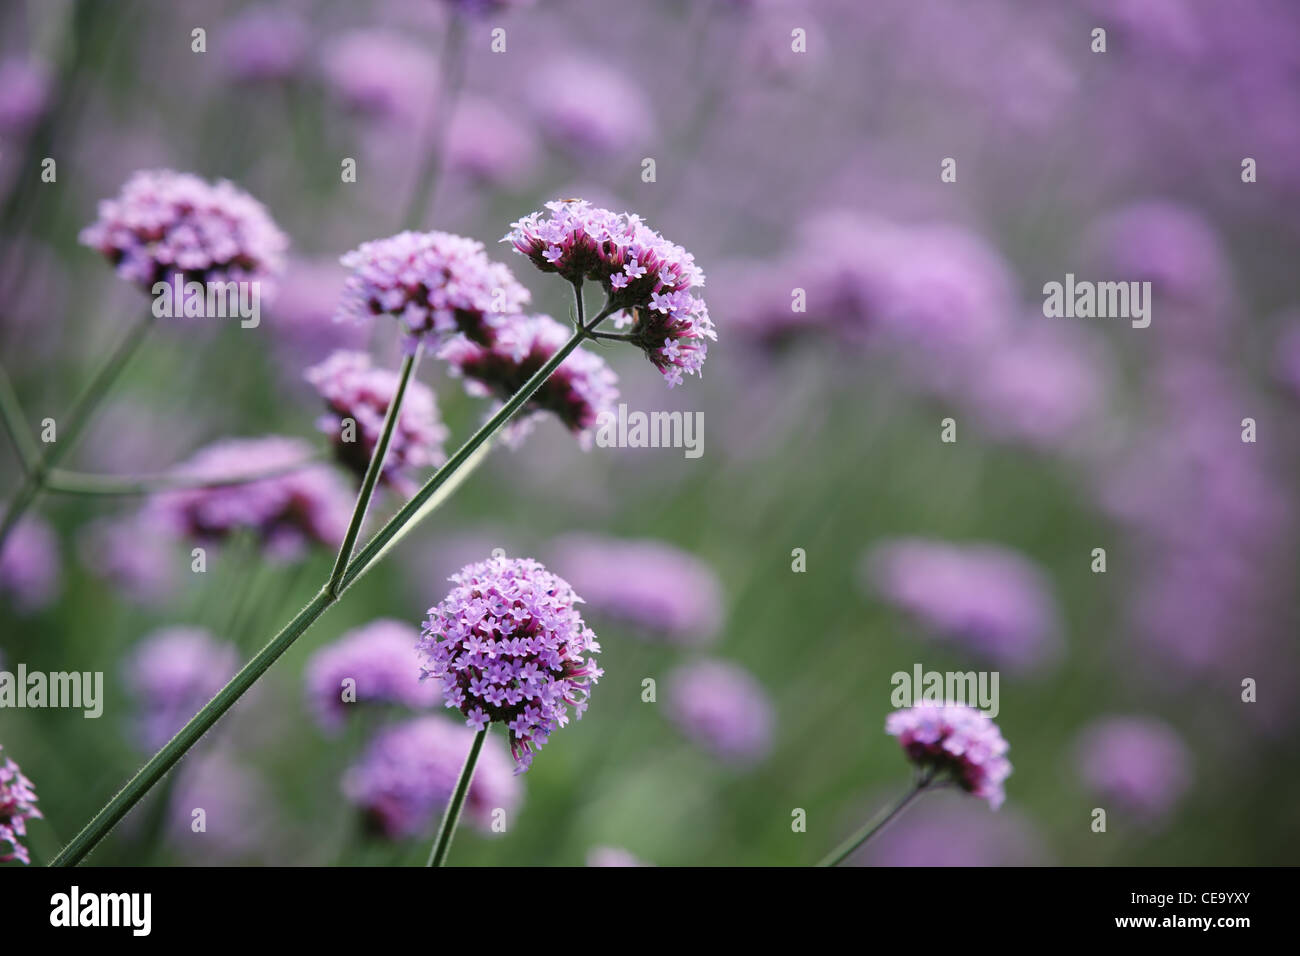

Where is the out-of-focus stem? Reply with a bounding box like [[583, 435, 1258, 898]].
[[401, 16, 467, 231], [817, 773, 935, 867]]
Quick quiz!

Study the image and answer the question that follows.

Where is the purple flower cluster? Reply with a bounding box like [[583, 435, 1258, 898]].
[[123, 628, 239, 750], [147, 436, 353, 560], [79, 169, 288, 292], [1074, 716, 1192, 822], [305, 619, 440, 732], [338, 230, 530, 348], [221, 7, 308, 84], [321, 30, 437, 122], [885, 703, 1012, 809], [342, 716, 521, 837], [666, 660, 774, 765], [0, 745, 41, 865], [504, 200, 714, 387], [863, 538, 1062, 674], [550, 533, 723, 644], [0, 57, 52, 135], [305, 350, 449, 489], [418, 556, 603, 773], [439, 313, 618, 447], [527, 56, 654, 158], [0, 516, 60, 614]]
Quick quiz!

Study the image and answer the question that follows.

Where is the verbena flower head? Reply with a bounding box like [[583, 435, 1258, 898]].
[[418, 556, 603, 773], [305, 350, 449, 490], [79, 169, 288, 293], [439, 313, 618, 447], [885, 703, 1012, 809], [305, 619, 439, 732], [504, 200, 714, 387], [551, 533, 723, 644], [666, 660, 774, 765], [0, 515, 60, 614], [321, 30, 437, 122], [343, 716, 521, 837], [124, 628, 239, 750], [222, 7, 308, 84], [148, 436, 353, 560], [1074, 716, 1192, 821], [863, 538, 1061, 674], [0, 745, 42, 865], [528, 57, 653, 157], [338, 230, 529, 348]]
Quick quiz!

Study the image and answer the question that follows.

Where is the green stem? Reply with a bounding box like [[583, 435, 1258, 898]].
[[427, 727, 487, 867], [42, 452, 327, 496], [817, 773, 935, 867], [0, 361, 38, 470], [0, 311, 155, 552], [401, 16, 466, 231], [51, 302, 614, 866], [326, 342, 422, 597]]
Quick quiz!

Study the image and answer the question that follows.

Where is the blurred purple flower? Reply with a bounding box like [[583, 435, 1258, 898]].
[[505, 200, 713, 386], [863, 538, 1062, 674], [305, 350, 449, 490], [305, 618, 439, 731], [0, 57, 52, 135], [77, 514, 176, 606], [342, 715, 521, 837], [886, 703, 1012, 809], [221, 7, 309, 84], [445, 96, 540, 187], [549, 533, 723, 644], [851, 792, 1046, 866], [528, 55, 653, 157], [79, 169, 288, 293], [321, 29, 437, 122], [666, 660, 774, 766], [1075, 716, 1192, 822], [146, 436, 352, 560], [418, 556, 603, 773], [167, 749, 272, 862], [587, 845, 651, 867], [0, 516, 60, 614], [443, 0, 537, 18], [338, 230, 529, 348], [0, 745, 42, 865], [124, 627, 239, 750], [438, 313, 619, 447]]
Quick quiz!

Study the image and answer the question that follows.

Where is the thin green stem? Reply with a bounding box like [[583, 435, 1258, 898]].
[[401, 16, 467, 231], [326, 342, 423, 597], [817, 773, 935, 867], [588, 331, 635, 343], [0, 311, 155, 552], [0, 361, 38, 470], [42, 451, 327, 496], [52, 297, 616, 866], [427, 727, 487, 867]]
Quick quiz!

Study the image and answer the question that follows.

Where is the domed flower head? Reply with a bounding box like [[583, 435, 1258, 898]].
[[503, 200, 714, 387], [338, 231, 529, 349], [551, 534, 723, 644], [666, 660, 774, 765], [343, 716, 521, 837], [0, 745, 42, 865], [146, 436, 353, 560], [885, 703, 1012, 809], [418, 556, 603, 773], [305, 350, 449, 491], [439, 314, 618, 447], [305, 619, 439, 732], [123, 628, 239, 750], [79, 169, 288, 293], [1074, 716, 1192, 822]]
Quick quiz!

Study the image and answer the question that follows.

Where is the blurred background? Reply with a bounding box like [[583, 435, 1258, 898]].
[[1, 0, 1298, 866]]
